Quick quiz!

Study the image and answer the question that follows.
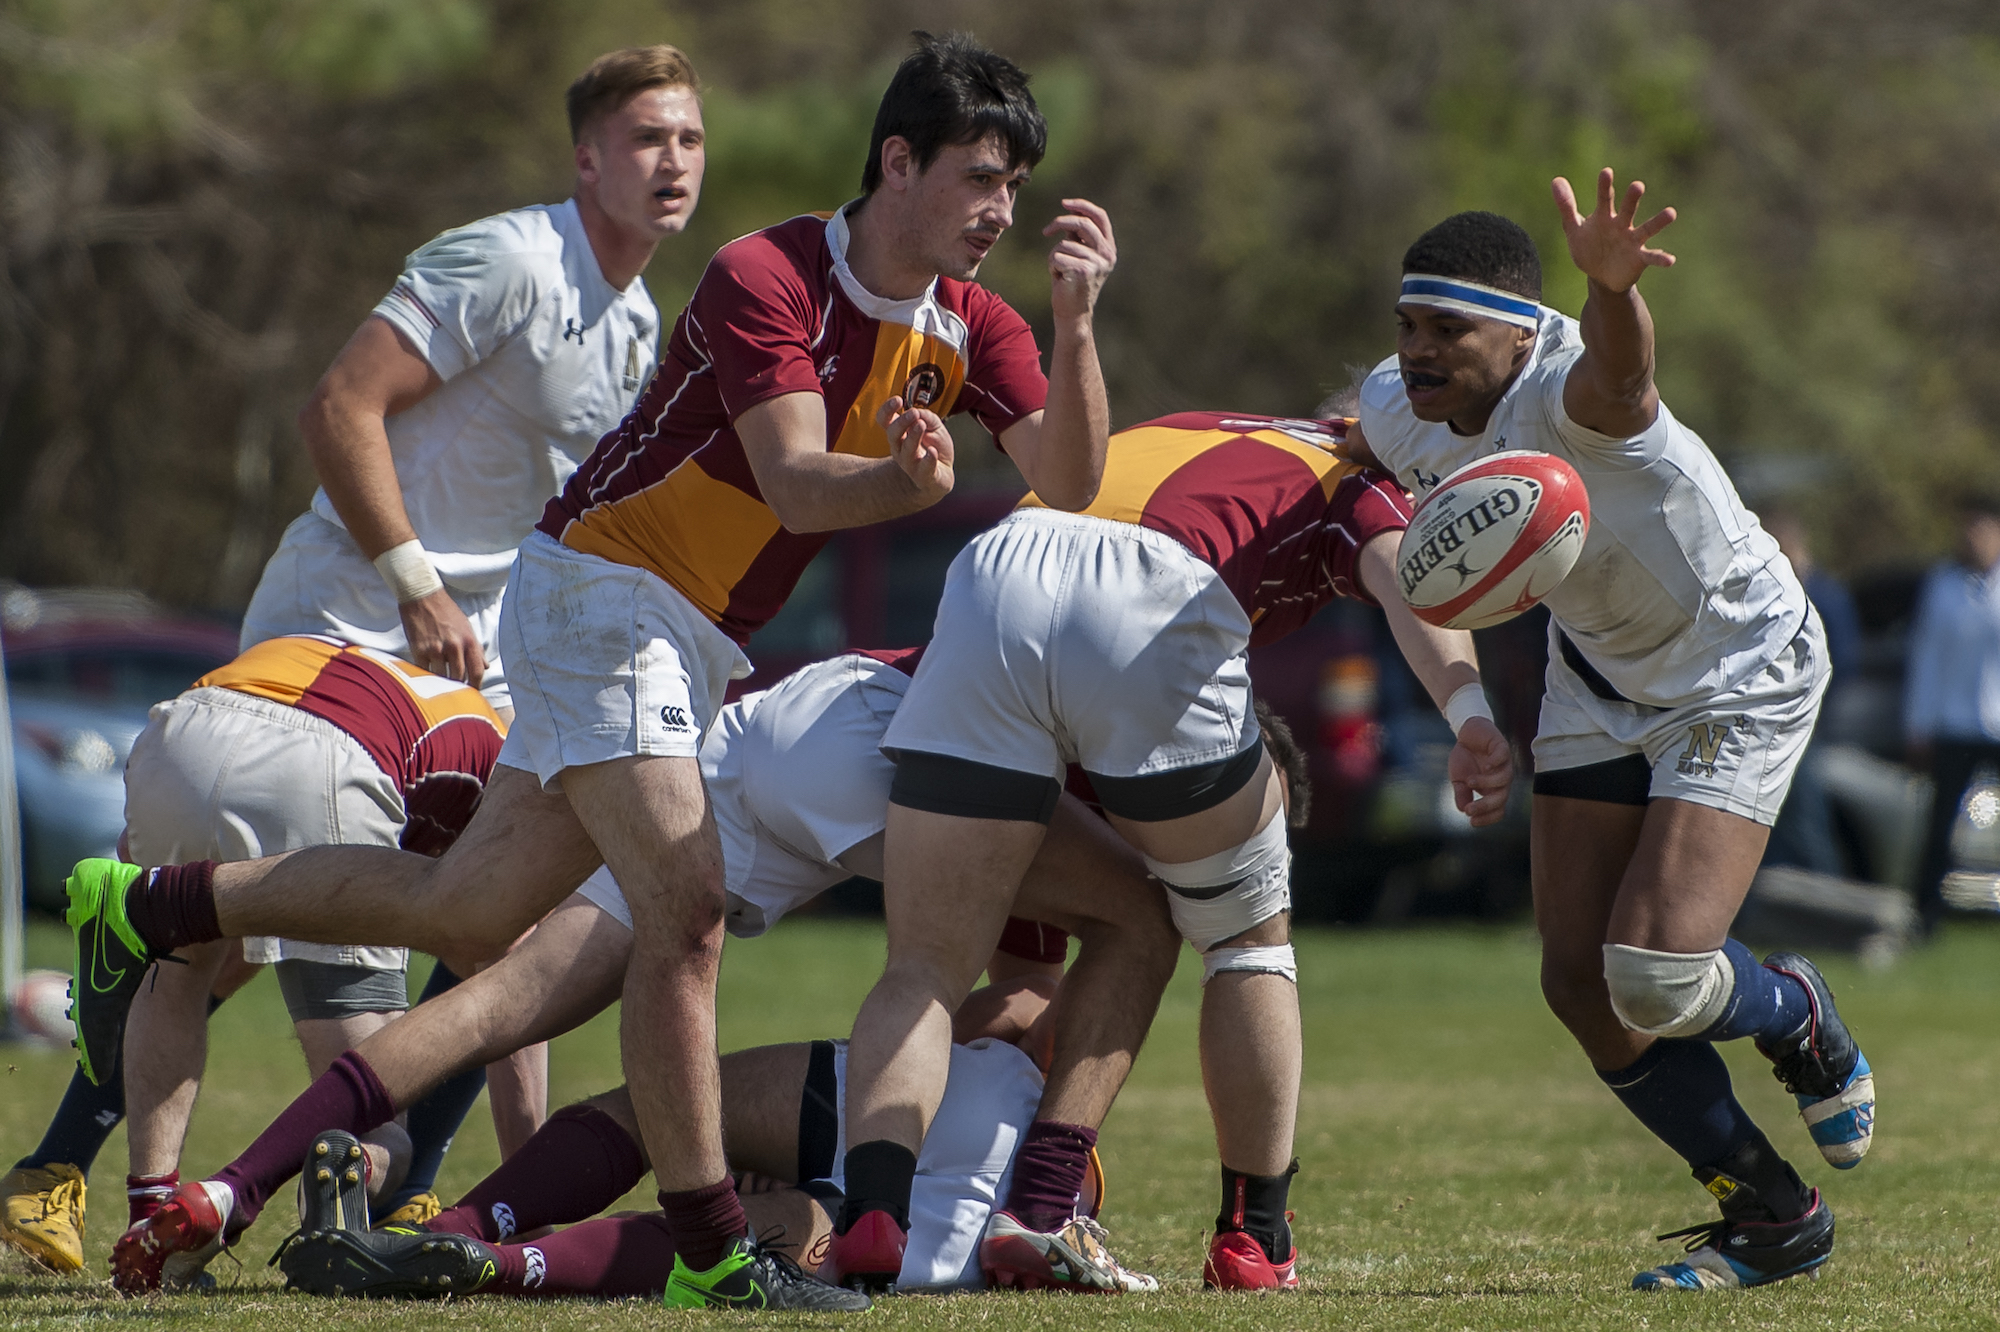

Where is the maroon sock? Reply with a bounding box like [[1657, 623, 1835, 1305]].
[[210, 1050, 397, 1226], [1003, 1120, 1098, 1233], [657, 1178, 745, 1273], [124, 861, 221, 953], [127, 1171, 178, 1227], [486, 1213, 676, 1297], [428, 1105, 645, 1241]]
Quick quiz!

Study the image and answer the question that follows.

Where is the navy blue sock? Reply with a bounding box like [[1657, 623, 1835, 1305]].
[[1696, 939, 1814, 1044], [1596, 1039, 1759, 1168], [387, 961, 487, 1210]]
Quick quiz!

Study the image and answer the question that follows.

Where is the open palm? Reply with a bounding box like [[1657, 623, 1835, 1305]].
[[1552, 168, 1676, 293]]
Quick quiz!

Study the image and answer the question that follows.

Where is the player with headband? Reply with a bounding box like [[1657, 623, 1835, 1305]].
[[1346, 173, 1875, 1292]]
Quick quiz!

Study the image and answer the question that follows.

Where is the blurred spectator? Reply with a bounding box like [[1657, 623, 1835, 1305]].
[[1761, 511, 1857, 875], [1904, 493, 2000, 928]]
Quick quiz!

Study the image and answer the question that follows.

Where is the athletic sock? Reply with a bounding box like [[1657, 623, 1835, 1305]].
[[127, 1171, 178, 1226], [1596, 1038, 1757, 1167], [19, 1064, 128, 1173], [1698, 1130, 1811, 1224], [834, 1140, 917, 1234], [388, 962, 488, 1211], [1694, 939, 1815, 1044], [428, 1104, 645, 1241], [488, 1213, 676, 1297], [211, 1049, 397, 1226], [656, 1178, 745, 1273], [1216, 1161, 1297, 1264], [1002, 1121, 1098, 1232], [124, 861, 221, 954]]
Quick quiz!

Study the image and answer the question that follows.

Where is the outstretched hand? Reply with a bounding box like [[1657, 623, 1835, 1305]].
[[877, 395, 955, 505], [1552, 168, 1676, 294], [1449, 716, 1513, 828]]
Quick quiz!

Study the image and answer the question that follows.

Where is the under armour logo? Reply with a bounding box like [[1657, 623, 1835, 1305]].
[[563, 318, 585, 344], [491, 1201, 516, 1239], [1412, 466, 1441, 491], [660, 705, 689, 731]]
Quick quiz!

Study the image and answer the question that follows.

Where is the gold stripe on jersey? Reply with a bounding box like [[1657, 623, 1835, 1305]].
[[1021, 424, 1367, 522], [563, 461, 783, 624], [830, 323, 968, 457], [195, 635, 343, 707]]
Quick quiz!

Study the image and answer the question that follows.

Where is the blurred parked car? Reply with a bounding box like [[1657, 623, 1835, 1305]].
[[739, 488, 1536, 921], [3, 585, 237, 911]]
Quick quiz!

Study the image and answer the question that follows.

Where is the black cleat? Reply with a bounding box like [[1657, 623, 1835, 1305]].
[[1757, 951, 1875, 1168], [300, 1131, 371, 1234], [279, 1225, 500, 1298], [662, 1232, 872, 1311], [1632, 1189, 1835, 1290]]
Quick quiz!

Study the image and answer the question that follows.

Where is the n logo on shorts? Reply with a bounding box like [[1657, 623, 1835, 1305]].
[[1677, 723, 1732, 778]]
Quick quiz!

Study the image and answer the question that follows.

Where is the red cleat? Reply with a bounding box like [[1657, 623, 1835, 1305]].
[[825, 1208, 906, 1292], [110, 1180, 234, 1293], [1203, 1229, 1299, 1290]]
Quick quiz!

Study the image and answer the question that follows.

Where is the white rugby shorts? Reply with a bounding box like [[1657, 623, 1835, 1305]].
[[123, 687, 408, 971], [494, 532, 750, 791], [881, 509, 1258, 817], [828, 1037, 1044, 1291], [574, 653, 909, 937], [1533, 611, 1829, 825], [242, 513, 510, 711]]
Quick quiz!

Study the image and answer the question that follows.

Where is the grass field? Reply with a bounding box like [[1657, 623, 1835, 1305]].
[[3, 911, 1998, 1329]]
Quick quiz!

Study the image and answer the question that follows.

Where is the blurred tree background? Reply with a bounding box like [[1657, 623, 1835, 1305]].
[[5, 0, 2000, 611]]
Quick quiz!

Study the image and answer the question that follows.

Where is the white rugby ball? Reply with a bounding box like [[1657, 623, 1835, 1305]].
[[1396, 451, 1590, 630], [9, 969, 76, 1045]]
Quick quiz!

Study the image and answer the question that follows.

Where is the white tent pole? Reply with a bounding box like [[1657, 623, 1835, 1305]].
[[0, 631, 23, 1023]]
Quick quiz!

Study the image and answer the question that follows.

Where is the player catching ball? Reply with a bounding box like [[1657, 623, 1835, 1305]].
[[1347, 173, 1875, 1292]]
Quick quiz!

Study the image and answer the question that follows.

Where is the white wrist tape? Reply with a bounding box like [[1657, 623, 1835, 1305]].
[[1443, 682, 1494, 736], [374, 539, 444, 605]]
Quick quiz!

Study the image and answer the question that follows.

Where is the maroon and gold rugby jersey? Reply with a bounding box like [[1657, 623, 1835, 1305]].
[[1022, 412, 1414, 647], [539, 210, 1049, 646], [195, 636, 505, 798]]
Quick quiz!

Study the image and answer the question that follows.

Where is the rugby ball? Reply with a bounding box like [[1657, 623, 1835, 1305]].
[[8, 969, 76, 1046], [1396, 452, 1590, 630]]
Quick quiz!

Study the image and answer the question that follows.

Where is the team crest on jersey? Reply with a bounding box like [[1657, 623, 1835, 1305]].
[[904, 362, 945, 407], [1677, 723, 1734, 778]]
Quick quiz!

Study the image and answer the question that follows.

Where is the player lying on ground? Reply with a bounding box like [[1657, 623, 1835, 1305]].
[[1345, 179, 1875, 1292], [63, 33, 1115, 1312], [97, 649, 1179, 1297], [2, 637, 534, 1277], [832, 410, 1515, 1294], [275, 970, 1114, 1299]]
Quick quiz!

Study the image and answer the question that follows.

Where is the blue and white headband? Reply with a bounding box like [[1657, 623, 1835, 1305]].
[[1398, 274, 1541, 330]]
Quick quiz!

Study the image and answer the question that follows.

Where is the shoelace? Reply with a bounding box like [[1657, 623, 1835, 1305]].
[[42, 1175, 84, 1221], [1654, 1218, 1730, 1253], [749, 1225, 811, 1281]]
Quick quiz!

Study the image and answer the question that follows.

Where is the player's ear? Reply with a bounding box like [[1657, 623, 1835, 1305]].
[[575, 136, 600, 186], [878, 135, 916, 193]]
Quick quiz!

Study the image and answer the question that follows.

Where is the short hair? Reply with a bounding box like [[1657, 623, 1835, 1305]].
[[1402, 211, 1542, 301], [1255, 699, 1313, 830], [566, 45, 701, 145], [1961, 491, 2000, 522], [861, 32, 1046, 194]]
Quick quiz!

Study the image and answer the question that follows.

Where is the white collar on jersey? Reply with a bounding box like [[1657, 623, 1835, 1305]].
[[823, 205, 968, 349]]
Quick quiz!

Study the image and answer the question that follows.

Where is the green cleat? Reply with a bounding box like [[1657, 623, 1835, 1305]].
[[662, 1233, 872, 1312], [64, 859, 150, 1086]]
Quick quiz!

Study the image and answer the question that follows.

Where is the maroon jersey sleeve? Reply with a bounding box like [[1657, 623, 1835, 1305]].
[[1321, 469, 1416, 610], [955, 285, 1048, 444], [694, 232, 826, 422]]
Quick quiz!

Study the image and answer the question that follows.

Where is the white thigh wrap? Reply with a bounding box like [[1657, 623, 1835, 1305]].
[[1602, 944, 1732, 1038], [1145, 807, 1291, 952], [1201, 944, 1297, 985]]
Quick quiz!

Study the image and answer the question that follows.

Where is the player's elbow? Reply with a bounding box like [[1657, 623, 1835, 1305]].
[[1026, 468, 1099, 513]]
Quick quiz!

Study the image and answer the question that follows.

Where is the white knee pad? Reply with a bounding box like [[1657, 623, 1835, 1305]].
[[1145, 806, 1291, 952], [1601, 944, 1731, 1038], [1201, 943, 1297, 986]]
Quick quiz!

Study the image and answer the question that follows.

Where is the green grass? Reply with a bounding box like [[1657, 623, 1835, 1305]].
[[4, 912, 1999, 1328]]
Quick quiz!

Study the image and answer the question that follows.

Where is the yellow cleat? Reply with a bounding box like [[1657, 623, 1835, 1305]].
[[375, 1191, 442, 1230], [1, 1163, 86, 1274]]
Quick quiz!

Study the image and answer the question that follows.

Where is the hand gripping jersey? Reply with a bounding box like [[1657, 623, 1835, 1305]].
[[1020, 411, 1415, 645], [1359, 310, 1809, 709], [194, 635, 506, 844], [324, 199, 660, 593], [539, 208, 1049, 645]]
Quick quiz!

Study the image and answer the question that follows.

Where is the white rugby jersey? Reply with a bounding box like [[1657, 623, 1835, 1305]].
[[1359, 308, 1808, 708], [306, 198, 660, 593]]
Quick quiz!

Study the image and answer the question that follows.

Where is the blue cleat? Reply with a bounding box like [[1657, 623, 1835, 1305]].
[[1757, 951, 1874, 1168]]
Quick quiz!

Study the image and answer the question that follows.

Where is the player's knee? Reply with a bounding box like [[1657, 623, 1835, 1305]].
[[1146, 805, 1291, 954], [1600, 944, 1731, 1038], [1200, 941, 1296, 986]]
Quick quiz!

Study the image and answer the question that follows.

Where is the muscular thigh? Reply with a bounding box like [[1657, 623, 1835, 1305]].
[[424, 764, 604, 957], [1531, 794, 1647, 969], [1011, 796, 1169, 936], [1605, 798, 1770, 952]]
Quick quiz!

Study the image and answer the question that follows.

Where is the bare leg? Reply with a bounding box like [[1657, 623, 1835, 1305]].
[[1533, 795, 1651, 1067], [207, 767, 601, 961], [1198, 915, 1299, 1173], [295, 1010, 410, 1200], [123, 940, 232, 1176], [484, 1044, 548, 1158]]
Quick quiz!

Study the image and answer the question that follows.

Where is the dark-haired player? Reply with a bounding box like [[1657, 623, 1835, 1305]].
[[65, 33, 1115, 1310], [834, 412, 1513, 1292], [1345, 174, 1874, 1291]]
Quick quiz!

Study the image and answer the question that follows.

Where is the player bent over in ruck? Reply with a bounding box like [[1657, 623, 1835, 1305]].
[[832, 412, 1514, 1291], [1347, 181, 1874, 1291]]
